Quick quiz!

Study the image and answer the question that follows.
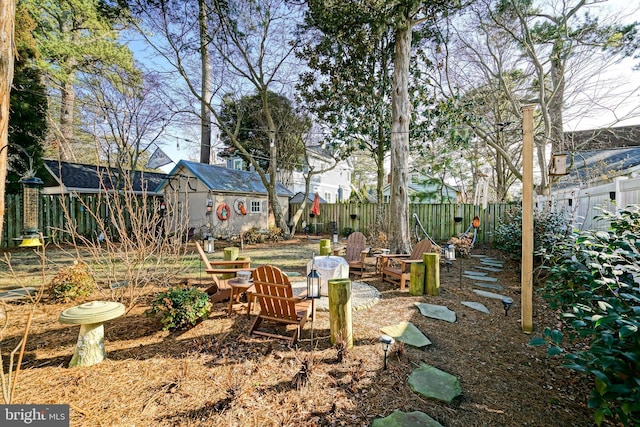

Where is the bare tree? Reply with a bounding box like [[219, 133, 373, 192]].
[[432, 0, 639, 195], [128, 0, 330, 237], [80, 71, 175, 173], [0, 0, 16, 248]]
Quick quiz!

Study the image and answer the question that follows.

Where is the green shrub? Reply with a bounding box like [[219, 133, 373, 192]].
[[342, 227, 354, 237], [49, 261, 96, 302], [146, 287, 212, 331], [532, 207, 640, 426], [494, 205, 570, 259]]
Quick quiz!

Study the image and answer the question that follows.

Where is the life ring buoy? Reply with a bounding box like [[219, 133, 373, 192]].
[[217, 203, 230, 221], [234, 198, 247, 215]]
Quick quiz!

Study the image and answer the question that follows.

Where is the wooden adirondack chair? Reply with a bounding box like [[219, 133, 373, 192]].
[[335, 231, 370, 276], [380, 239, 432, 290], [249, 274, 312, 345], [195, 242, 252, 303], [244, 265, 292, 316]]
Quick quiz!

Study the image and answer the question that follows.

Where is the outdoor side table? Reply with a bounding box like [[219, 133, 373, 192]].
[[58, 301, 125, 367], [227, 279, 253, 316]]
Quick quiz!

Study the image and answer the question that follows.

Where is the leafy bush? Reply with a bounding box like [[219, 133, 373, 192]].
[[242, 227, 282, 244], [49, 261, 96, 302], [532, 207, 640, 426], [146, 287, 212, 331], [342, 227, 354, 237], [494, 205, 570, 259]]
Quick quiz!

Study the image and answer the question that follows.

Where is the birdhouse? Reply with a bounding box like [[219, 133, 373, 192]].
[[549, 153, 568, 176]]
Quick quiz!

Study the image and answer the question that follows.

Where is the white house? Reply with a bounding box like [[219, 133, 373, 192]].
[[226, 146, 353, 203], [285, 146, 353, 203]]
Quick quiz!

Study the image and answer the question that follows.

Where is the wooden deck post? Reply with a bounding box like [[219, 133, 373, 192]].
[[521, 104, 535, 333], [423, 253, 440, 296], [328, 278, 353, 349], [409, 262, 425, 296]]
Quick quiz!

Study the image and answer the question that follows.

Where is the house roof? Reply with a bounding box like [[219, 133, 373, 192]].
[[565, 125, 640, 150], [557, 147, 640, 188], [289, 192, 327, 204], [42, 160, 167, 195], [159, 160, 293, 196]]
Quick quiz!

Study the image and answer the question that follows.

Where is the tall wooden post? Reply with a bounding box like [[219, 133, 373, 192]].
[[328, 278, 353, 349], [409, 262, 425, 296], [423, 253, 440, 296], [521, 105, 535, 333]]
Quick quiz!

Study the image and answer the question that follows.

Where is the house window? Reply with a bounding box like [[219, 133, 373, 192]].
[[250, 200, 262, 213], [233, 159, 243, 170], [324, 192, 331, 203]]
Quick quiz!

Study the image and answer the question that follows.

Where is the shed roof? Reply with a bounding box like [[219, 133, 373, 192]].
[[42, 160, 166, 195], [159, 160, 293, 196], [289, 192, 328, 204]]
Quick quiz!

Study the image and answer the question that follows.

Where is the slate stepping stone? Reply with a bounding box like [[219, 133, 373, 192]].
[[481, 261, 503, 266], [414, 302, 456, 323], [461, 301, 490, 314], [470, 254, 487, 258], [408, 363, 462, 404], [372, 410, 443, 427], [472, 282, 504, 291], [477, 266, 502, 272], [473, 289, 509, 300], [381, 321, 432, 348], [464, 270, 487, 276], [0, 287, 38, 301], [467, 275, 498, 282]]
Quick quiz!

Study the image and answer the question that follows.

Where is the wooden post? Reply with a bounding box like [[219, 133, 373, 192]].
[[223, 247, 239, 279], [328, 278, 353, 349], [409, 262, 425, 296], [521, 105, 535, 333], [319, 239, 331, 256], [423, 253, 440, 296]]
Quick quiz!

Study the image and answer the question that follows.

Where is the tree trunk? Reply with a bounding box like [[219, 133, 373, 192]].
[[389, 21, 412, 254], [59, 80, 77, 162], [199, 0, 212, 164], [0, 0, 16, 249]]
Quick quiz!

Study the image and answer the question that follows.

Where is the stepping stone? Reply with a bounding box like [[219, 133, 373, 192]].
[[381, 321, 432, 348], [477, 266, 503, 272], [473, 289, 509, 300], [481, 260, 503, 266], [472, 282, 504, 291], [461, 301, 490, 314], [408, 363, 462, 404], [467, 275, 498, 282], [463, 270, 487, 276], [0, 287, 38, 301], [283, 271, 301, 277], [470, 254, 487, 258], [414, 303, 456, 323], [372, 410, 443, 427]]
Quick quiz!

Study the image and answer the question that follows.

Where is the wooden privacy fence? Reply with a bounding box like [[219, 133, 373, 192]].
[[4, 194, 513, 248], [2, 193, 162, 247], [289, 202, 514, 245], [3, 193, 109, 247]]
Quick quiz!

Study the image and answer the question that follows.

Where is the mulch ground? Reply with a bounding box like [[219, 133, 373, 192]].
[[0, 241, 596, 426]]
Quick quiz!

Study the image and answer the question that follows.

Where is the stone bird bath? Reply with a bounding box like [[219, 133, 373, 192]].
[[59, 301, 125, 367]]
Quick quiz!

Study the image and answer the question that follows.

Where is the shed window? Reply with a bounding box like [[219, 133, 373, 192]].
[[250, 200, 262, 213]]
